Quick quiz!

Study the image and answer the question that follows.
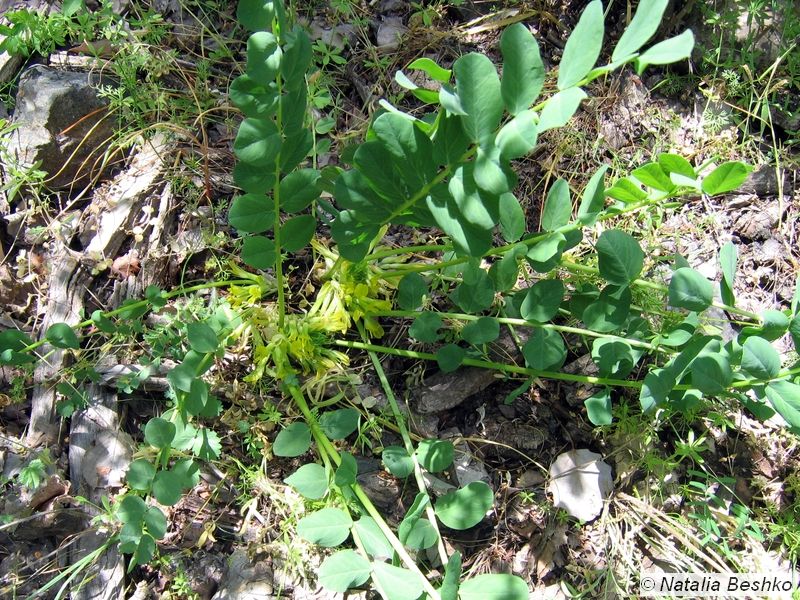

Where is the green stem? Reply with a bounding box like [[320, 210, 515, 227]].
[[286, 385, 441, 600], [559, 260, 762, 323], [372, 309, 669, 354], [357, 323, 449, 566], [730, 366, 800, 389], [22, 279, 256, 355], [376, 194, 670, 279], [369, 243, 454, 261], [334, 341, 800, 395], [333, 339, 643, 388], [274, 73, 286, 328]]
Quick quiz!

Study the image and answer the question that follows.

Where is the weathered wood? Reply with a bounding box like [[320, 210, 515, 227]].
[[27, 134, 171, 448], [69, 384, 129, 600]]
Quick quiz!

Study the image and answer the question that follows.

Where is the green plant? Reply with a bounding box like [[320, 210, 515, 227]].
[[5, 0, 800, 595], [17, 449, 52, 490], [697, 0, 800, 138], [684, 469, 765, 563]]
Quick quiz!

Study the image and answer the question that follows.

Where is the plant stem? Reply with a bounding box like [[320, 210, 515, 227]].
[[274, 73, 286, 328], [286, 385, 441, 600], [558, 260, 763, 323], [21, 279, 256, 355], [372, 309, 669, 354], [333, 339, 643, 388], [369, 243, 454, 261], [357, 323, 450, 566]]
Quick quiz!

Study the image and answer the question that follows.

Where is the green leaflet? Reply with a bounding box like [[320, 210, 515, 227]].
[[246, 31, 282, 86], [453, 53, 504, 144], [541, 179, 571, 231], [281, 215, 316, 252], [668, 267, 713, 312], [701, 161, 753, 195], [229, 193, 274, 233], [612, 0, 670, 61], [596, 229, 644, 285], [297, 508, 352, 547], [459, 574, 529, 600], [495, 110, 538, 159], [635, 30, 695, 74], [538, 87, 587, 132], [427, 184, 493, 258], [319, 551, 371, 593], [522, 328, 567, 370], [498, 193, 526, 242], [285, 463, 329, 499], [500, 23, 545, 114], [557, 0, 604, 90], [233, 118, 281, 166], [434, 481, 494, 530]]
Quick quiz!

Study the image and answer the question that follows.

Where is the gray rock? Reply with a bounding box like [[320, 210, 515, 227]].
[[4, 65, 117, 190], [212, 549, 274, 600], [738, 166, 788, 196], [376, 16, 406, 50], [548, 449, 613, 522]]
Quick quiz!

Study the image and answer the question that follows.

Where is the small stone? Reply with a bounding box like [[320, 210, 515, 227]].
[[376, 16, 406, 50], [517, 469, 545, 488], [548, 449, 613, 522]]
